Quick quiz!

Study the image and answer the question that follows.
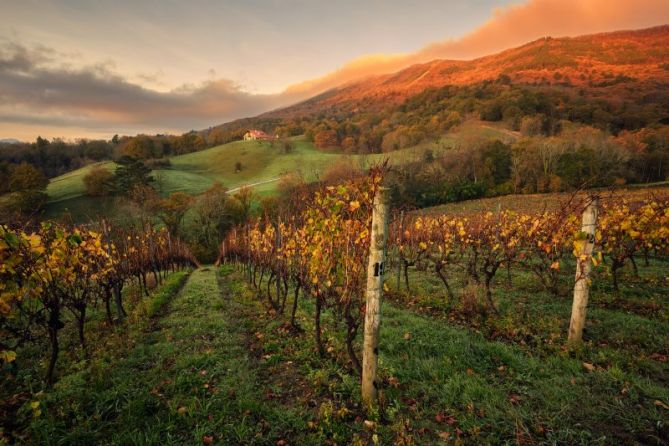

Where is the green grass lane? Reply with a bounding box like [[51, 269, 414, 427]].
[[30, 267, 312, 445]]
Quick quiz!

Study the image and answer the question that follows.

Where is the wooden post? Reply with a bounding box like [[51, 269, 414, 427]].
[[568, 195, 599, 345], [362, 187, 390, 408], [396, 211, 403, 292]]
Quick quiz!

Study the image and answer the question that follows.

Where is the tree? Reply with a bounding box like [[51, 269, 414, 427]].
[[158, 192, 193, 236], [2, 163, 49, 218], [186, 183, 236, 262], [4, 190, 48, 217], [233, 186, 255, 223], [282, 139, 295, 154], [114, 156, 154, 195], [121, 135, 155, 159], [341, 136, 357, 153], [83, 167, 114, 197], [8, 163, 48, 192], [314, 130, 338, 149], [481, 140, 512, 185]]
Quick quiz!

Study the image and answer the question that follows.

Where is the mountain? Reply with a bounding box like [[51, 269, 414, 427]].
[[207, 25, 669, 133], [270, 25, 669, 117], [0, 138, 22, 145]]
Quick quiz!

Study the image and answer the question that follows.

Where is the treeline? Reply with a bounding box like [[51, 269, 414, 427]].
[[290, 125, 669, 210], [0, 137, 113, 179], [206, 80, 669, 155], [0, 130, 235, 183], [387, 125, 669, 208]]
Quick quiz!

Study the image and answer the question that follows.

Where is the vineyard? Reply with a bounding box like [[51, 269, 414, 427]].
[[220, 172, 669, 357], [2, 172, 669, 444], [215, 173, 669, 443], [0, 222, 197, 388]]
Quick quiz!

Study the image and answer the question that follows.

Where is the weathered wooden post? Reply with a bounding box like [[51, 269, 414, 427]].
[[396, 211, 403, 292], [568, 195, 599, 345], [362, 187, 390, 408]]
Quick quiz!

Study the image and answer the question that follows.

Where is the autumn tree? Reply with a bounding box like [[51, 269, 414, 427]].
[[8, 163, 48, 192], [120, 135, 162, 159], [2, 163, 49, 218], [158, 192, 193, 236], [314, 129, 339, 149], [83, 167, 115, 197]]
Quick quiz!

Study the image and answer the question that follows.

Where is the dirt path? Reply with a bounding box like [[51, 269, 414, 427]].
[[226, 177, 280, 194]]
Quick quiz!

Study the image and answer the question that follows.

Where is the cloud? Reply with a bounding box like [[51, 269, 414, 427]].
[[0, 40, 302, 139], [287, 0, 669, 96]]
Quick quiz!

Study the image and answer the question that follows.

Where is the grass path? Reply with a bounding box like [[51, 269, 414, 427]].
[[31, 268, 311, 445]]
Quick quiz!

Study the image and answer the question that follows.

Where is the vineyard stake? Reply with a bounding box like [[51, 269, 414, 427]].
[[396, 211, 403, 292], [568, 195, 599, 345], [362, 186, 390, 409]]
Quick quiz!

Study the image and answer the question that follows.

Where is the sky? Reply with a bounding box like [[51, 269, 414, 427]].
[[1, 0, 668, 141]]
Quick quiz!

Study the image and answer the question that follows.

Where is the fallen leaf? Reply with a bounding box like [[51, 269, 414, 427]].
[[404, 332, 412, 340], [364, 420, 376, 430], [654, 400, 669, 410], [387, 376, 400, 388], [438, 431, 450, 440], [582, 362, 595, 372]]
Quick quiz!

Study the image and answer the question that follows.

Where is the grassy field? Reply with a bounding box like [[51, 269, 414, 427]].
[[6, 260, 666, 444], [44, 121, 509, 221]]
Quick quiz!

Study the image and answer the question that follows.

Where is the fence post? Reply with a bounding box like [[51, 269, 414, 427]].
[[362, 187, 390, 409], [396, 211, 403, 292], [568, 195, 599, 345]]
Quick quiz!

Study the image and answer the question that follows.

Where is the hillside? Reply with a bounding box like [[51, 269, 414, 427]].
[[45, 122, 510, 220], [207, 25, 669, 137], [268, 25, 669, 117]]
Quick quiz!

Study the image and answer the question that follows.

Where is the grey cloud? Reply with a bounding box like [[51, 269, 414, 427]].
[[0, 41, 302, 135]]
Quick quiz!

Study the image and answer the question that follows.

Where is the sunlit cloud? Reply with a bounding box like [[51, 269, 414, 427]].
[[287, 0, 669, 96], [1, 0, 667, 140]]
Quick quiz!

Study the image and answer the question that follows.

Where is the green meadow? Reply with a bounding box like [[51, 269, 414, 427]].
[[44, 121, 506, 221]]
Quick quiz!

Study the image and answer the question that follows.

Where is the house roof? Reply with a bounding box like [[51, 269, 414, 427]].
[[247, 129, 270, 137]]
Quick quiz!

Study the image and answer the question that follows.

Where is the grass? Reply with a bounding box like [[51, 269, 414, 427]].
[[221, 262, 669, 444], [3, 260, 667, 444], [43, 121, 511, 222], [20, 268, 318, 445]]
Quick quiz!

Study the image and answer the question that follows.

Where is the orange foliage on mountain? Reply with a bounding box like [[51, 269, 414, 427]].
[[269, 25, 669, 118]]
